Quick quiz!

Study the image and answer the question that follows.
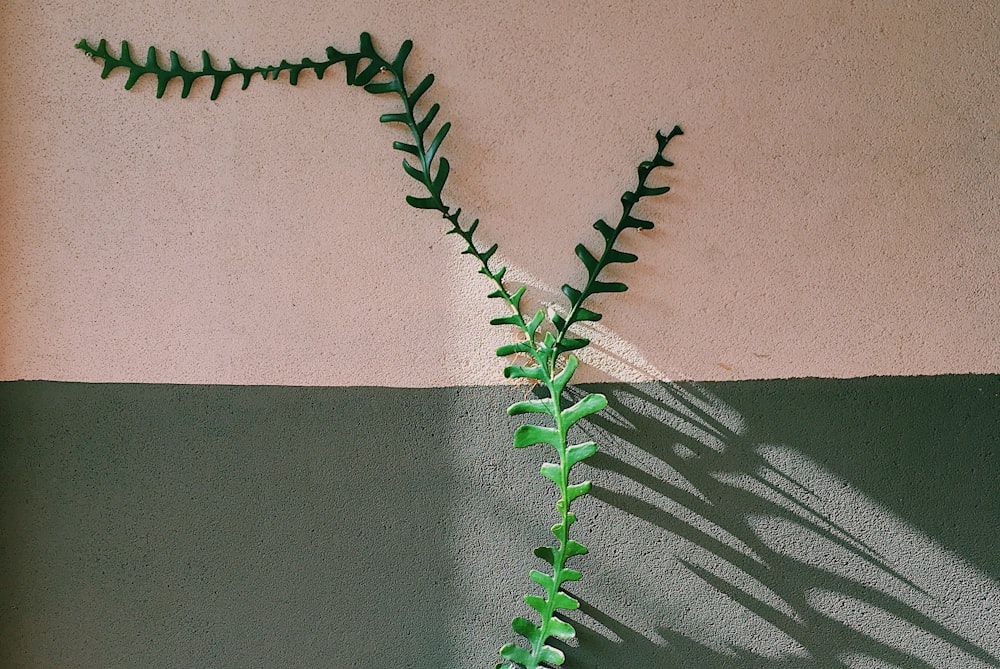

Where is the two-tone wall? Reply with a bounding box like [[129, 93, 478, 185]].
[[2, 1, 997, 667]]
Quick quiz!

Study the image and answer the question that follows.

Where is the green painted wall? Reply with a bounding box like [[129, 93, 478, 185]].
[[2, 376, 998, 667]]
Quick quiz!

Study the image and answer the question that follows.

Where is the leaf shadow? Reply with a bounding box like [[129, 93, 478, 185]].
[[547, 379, 1000, 668]]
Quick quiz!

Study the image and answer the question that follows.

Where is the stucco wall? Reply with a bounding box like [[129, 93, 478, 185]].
[[2, 377, 998, 667], [1, 2, 998, 668], [1, 0, 997, 386]]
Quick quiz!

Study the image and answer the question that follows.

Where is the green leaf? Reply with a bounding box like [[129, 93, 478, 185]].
[[364, 80, 399, 94], [507, 398, 554, 416], [561, 394, 607, 426], [405, 194, 440, 210], [574, 307, 602, 322], [562, 284, 582, 304], [510, 284, 526, 310], [401, 159, 425, 183], [623, 215, 654, 230], [426, 121, 451, 164], [606, 248, 638, 264], [529, 569, 555, 591], [512, 617, 542, 645], [565, 441, 598, 467], [639, 184, 670, 197], [416, 102, 440, 134], [433, 156, 450, 191], [527, 309, 545, 337], [593, 219, 616, 241], [534, 546, 556, 566], [392, 141, 420, 156], [525, 594, 547, 616], [564, 540, 589, 558], [574, 243, 599, 272], [500, 644, 533, 666], [561, 568, 582, 582], [379, 111, 409, 125], [540, 462, 562, 485], [548, 617, 576, 641], [504, 365, 547, 382], [567, 481, 592, 503], [409, 73, 435, 107], [557, 337, 590, 352], [496, 341, 535, 358], [551, 591, 580, 611], [391, 39, 413, 70], [538, 645, 566, 666], [491, 314, 522, 326], [590, 280, 628, 293], [513, 425, 561, 449], [551, 355, 579, 395]]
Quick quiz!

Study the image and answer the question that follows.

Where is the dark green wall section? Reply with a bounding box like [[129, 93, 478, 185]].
[[2, 377, 998, 668]]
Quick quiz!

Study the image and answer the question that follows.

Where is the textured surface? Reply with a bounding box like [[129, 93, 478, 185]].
[[2, 377, 998, 667], [1, 1, 998, 385]]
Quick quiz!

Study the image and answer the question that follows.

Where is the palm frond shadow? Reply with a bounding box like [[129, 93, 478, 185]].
[[548, 380, 1000, 668]]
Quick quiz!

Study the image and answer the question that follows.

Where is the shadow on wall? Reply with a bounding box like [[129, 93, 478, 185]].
[[551, 376, 1000, 668], [1, 377, 998, 668]]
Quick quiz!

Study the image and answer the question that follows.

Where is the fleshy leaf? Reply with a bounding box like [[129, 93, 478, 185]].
[[565, 441, 598, 467], [513, 424, 561, 449], [561, 394, 607, 426]]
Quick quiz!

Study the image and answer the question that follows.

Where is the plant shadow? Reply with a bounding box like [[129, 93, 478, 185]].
[[544, 376, 1000, 668]]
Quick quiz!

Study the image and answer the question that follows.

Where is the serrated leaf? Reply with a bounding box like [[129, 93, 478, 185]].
[[513, 425, 561, 449], [512, 617, 542, 645], [565, 441, 599, 467], [540, 462, 562, 485], [574, 243, 599, 272], [548, 617, 576, 641], [562, 394, 607, 426], [567, 481, 592, 503], [500, 644, 533, 666], [564, 540, 589, 558], [538, 645, 566, 665], [508, 398, 554, 416]]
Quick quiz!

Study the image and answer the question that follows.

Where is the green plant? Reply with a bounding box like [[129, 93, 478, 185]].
[[77, 34, 682, 668]]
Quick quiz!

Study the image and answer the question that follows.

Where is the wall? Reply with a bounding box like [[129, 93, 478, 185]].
[[1, 0, 997, 667]]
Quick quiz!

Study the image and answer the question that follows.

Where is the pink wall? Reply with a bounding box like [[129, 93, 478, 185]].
[[1, 1, 997, 386]]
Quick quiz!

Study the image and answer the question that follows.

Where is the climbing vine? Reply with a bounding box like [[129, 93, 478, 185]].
[[77, 34, 682, 668]]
